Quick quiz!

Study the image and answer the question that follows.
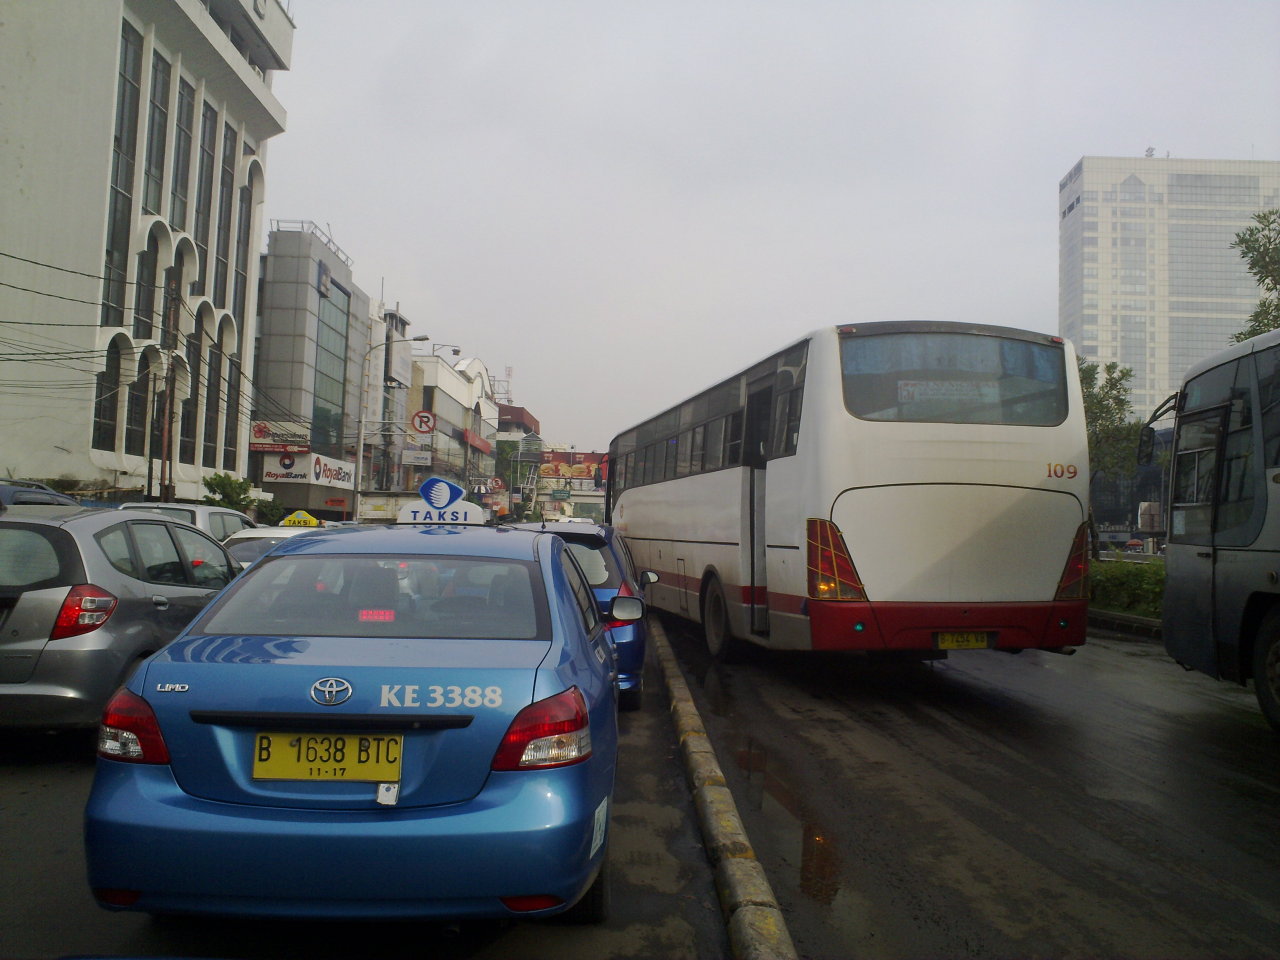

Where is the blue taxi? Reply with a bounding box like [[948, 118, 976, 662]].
[[84, 481, 641, 923]]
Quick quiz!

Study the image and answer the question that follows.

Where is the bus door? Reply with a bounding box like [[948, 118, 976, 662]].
[[1165, 355, 1261, 680], [1165, 405, 1224, 677], [744, 382, 773, 635]]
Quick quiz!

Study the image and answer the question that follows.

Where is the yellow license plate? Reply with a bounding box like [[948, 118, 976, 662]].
[[252, 732, 403, 782], [935, 631, 993, 650]]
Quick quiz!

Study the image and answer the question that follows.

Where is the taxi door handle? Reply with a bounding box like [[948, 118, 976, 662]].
[[151, 596, 171, 610]]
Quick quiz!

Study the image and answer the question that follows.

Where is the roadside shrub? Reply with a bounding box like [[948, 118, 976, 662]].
[[1090, 555, 1164, 619]]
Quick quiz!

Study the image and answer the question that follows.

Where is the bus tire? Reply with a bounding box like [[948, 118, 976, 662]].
[[702, 577, 742, 662], [1253, 611, 1280, 733]]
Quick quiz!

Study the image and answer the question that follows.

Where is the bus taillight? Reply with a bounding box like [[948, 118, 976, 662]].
[[807, 519, 867, 601], [1054, 523, 1090, 600]]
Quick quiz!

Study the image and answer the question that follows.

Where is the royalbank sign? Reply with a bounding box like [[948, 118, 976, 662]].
[[265, 452, 354, 489]]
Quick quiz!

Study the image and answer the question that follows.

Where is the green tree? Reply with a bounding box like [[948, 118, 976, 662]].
[[201, 472, 255, 512], [202, 472, 287, 523], [253, 498, 288, 525], [1078, 358, 1144, 556], [1230, 209, 1280, 343]]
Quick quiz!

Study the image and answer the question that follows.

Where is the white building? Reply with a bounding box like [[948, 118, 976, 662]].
[[1058, 156, 1280, 416], [0, 0, 293, 500]]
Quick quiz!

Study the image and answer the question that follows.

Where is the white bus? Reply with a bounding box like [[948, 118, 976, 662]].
[[606, 321, 1090, 660]]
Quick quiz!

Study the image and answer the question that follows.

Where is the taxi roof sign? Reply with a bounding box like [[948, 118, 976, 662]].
[[396, 477, 488, 525], [280, 510, 321, 527]]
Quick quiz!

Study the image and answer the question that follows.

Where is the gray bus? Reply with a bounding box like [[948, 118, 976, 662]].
[[1140, 327, 1280, 731]]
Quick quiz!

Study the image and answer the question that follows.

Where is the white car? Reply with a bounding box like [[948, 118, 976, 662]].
[[117, 503, 257, 541], [221, 526, 317, 567]]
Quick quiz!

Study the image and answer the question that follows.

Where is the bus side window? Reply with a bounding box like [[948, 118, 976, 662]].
[[1216, 357, 1257, 537], [724, 411, 744, 466], [705, 418, 725, 471], [1256, 345, 1280, 467], [772, 386, 804, 457], [1171, 411, 1221, 543], [690, 424, 705, 474]]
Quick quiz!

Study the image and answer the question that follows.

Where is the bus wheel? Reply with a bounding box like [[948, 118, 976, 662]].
[[702, 577, 741, 662], [1254, 612, 1280, 733]]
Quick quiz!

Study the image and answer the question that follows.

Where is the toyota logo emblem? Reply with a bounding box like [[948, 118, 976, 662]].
[[310, 677, 353, 706]]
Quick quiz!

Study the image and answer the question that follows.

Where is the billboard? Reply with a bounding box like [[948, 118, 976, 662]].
[[263, 453, 354, 489], [249, 421, 310, 453], [540, 451, 607, 489]]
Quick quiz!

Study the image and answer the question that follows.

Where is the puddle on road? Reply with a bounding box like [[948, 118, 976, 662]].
[[723, 730, 845, 908], [665, 618, 865, 918]]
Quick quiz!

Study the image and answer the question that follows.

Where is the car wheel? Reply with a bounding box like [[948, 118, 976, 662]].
[[1253, 610, 1280, 733], [561, 849, 610, 924], [702, 576, 742, 662], [618, 681, 643, 712]]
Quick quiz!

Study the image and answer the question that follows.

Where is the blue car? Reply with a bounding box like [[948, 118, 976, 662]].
[[84, 522, 643, 923], [513, 522, 656, 711]]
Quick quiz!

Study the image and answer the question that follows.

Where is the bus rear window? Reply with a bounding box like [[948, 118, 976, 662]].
[[840, 332, 1068, 426]]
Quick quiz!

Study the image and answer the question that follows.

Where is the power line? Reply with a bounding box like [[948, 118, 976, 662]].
[[1, 248, 313, 431]]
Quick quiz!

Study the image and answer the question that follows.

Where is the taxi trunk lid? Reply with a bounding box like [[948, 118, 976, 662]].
[[143, 634, 549, 810]]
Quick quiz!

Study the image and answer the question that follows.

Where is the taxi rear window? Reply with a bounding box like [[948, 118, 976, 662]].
[[564, 540, 620, 588], [195, 555, 544, 640]]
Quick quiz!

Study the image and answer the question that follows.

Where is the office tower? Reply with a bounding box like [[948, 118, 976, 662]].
[[1059, 156, 1280, 415]]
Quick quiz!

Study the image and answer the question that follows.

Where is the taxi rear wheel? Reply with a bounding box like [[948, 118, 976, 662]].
[[618, 682, 643, 712]]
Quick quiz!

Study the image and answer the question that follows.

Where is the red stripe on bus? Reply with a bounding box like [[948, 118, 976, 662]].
[[807, 599, 1086, 651]]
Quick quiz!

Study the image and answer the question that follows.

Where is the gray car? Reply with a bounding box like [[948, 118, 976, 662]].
[[0, 505, 239, 729], [115, 502, 257, 541]]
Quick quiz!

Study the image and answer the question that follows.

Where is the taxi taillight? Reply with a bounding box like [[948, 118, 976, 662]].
[[1054, 523, 1090, 600], [806, 518, 866, 601], [492, 687, 591, 770], [98, 689, 170, 764]]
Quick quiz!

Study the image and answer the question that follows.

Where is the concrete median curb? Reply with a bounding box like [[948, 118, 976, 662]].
[[650, 617, 799, 960]]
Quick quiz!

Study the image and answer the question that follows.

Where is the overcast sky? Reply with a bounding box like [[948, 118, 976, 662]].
[[262, 0, 1280, 451]]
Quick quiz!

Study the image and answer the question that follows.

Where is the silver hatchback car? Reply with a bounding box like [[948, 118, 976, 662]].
[[0, 505, 239, 729]]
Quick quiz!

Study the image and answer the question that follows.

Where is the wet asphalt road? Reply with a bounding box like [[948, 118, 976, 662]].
[[0, 648, 728, 960], [663, 617, 1280, 960]]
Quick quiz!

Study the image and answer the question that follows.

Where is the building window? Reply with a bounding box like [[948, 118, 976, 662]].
[[132, 233, 158, 339], [125, 354, 151, 457], [213, 123, 237, 307], [192, 102, 217, 296], [141, 53, 170, 215], [169, 79, 195, 231], [180, 324, 201, 464], [223, 356, 240, 470], [311, 282, 351, 458], [232, 184, 252, 319], [92, 339, 123, 451], [101, 21, 142, 326], [203, 342, 222, 467]]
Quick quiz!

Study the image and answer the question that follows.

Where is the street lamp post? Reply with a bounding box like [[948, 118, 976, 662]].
[[353, 333, 429, 520]]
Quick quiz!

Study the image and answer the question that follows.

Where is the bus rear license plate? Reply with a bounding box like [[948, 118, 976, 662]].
[[253, 732, 403, 782], [935, 632, 993, 650]]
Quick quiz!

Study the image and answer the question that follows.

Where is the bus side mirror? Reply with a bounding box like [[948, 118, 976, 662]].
[[1137, 426, 1156, 465]]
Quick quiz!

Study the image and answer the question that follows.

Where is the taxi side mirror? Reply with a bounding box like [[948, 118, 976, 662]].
[[608, 596, 645, 623], [639, 570, 658, 587]]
